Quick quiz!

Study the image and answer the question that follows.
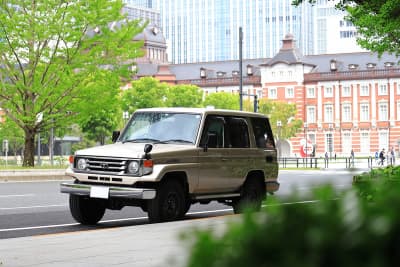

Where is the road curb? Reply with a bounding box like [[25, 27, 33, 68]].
[[0, 169, 69, 182]]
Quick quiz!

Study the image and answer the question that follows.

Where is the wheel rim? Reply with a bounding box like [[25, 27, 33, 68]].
[[162, 192, 179, 219]]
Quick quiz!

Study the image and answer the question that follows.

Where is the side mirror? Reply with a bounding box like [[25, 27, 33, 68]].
[[112, 130, 120, 143]]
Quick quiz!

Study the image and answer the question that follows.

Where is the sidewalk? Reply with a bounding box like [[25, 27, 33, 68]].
[[0, 215, 228, 267], [0, 169, 69, 182]]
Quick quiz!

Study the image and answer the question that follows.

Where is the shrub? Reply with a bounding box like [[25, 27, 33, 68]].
[[183, 184, 400, 267], [353, 165, 400, 201]]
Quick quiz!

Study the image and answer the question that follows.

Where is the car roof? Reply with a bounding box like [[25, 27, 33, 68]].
[[134, 107, 269, 119]]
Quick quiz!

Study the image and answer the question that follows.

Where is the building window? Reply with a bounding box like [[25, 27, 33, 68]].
[[307, 106, 316, 123], [286, 87, 294, 98], [307, 87, 315, 98], [342, 131, 352, 154], [379, 130, 389, 150], [342, 104, 352, 122], [325, 86, 333, 97], [397, 101, 400, 120], [379, 102, 388, 121], [288, 71, 293, 77], [324, 104, 333, 122], [269, 88, 277, 99], [342, 86, 351, 97], [379, 84, 388, 95], [360, 103, 369, 121], [360, 131, 370, 154], [325, 133, 334, 155], [360, 85, 369, 96]]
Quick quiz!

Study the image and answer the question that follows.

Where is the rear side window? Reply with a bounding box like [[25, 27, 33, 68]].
[[225, 117, 249, 148], [251, 117, 275, 149], [200, 116, 225, 148]]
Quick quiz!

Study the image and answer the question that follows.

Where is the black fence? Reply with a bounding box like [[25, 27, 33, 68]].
[[278, 156, 396, 169]]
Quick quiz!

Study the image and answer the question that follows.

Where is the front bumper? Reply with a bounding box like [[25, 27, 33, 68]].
[[60, 182, 156, 199]]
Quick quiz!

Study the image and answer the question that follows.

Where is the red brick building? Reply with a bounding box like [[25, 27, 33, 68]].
[[167, 34, 400, 158]]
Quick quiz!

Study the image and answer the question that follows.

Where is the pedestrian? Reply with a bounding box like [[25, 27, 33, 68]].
[[350, 149, 355, 167], [379, 148, 386, 166], [324, 152, 329, 168], [390, 147, 396, 165]]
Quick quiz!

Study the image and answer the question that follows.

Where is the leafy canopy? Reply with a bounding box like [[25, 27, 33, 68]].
[[0, 0, 145, 166]]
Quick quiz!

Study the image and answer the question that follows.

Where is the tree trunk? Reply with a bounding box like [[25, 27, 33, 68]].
[[23, 128, 36, 167]]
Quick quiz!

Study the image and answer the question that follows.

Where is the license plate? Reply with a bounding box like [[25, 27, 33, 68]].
[[90, 186, 109, 199]]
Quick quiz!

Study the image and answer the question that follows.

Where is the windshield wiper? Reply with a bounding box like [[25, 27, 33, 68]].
[[123, 138, 163, 143], [161, 139, 194, 144]]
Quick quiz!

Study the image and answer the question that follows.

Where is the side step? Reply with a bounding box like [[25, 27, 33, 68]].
[[193, 192, 240, 200]]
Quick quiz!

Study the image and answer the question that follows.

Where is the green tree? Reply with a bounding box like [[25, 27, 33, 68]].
[[259, 100, 302, 139], [292, 0, 400, 56], [203, 92, 239, 110], [166, 84, 203, 107], [0, 0, 144, 166], [121, 77, 168, 113], [0, 117, 24, 159], [74, 71, 122, 145]]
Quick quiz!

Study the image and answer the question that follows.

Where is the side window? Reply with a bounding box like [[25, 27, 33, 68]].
[[200, 116, 225, 148], [225, 117, 249, 148], [251, 117, 275, 149]]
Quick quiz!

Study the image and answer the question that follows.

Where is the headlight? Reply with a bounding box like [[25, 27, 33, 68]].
[[77, 158, 87, 170], [127, 161, 140, 174]]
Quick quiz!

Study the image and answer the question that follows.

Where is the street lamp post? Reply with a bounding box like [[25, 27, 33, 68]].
[[277, 120, 282, 159]]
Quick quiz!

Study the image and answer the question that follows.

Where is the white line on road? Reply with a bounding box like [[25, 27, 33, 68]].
[[0, 204, 67, 210], [0, 201, 325, 233], [0, 194, 35, 198]]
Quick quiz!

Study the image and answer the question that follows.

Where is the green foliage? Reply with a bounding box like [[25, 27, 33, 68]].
[[165, 84, 203, 107], [0, 0, 145, 166], [184, 184, 400, 267], [353, 165, 400, 201], [73, 71, 121, 145], [259, 99, 303, 139], [292, 0, 400, 57], [0, 117, 24, 156], [121, 77, 168, 113], [203, 92, 240, 110]]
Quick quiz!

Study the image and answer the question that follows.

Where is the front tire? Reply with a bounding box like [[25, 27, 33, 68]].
[[233, 178, 264, 214], [147, 180, 186, 223], [69, 195, 106, 225]]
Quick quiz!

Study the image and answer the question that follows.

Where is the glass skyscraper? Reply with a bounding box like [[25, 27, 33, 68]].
[[124, 0, 362, 63]]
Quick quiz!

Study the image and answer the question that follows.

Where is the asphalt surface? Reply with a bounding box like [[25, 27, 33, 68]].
[[0, 169, 363, 266]]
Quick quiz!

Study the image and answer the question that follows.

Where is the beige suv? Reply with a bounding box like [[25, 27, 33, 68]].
[[60, 107, 279, 224]]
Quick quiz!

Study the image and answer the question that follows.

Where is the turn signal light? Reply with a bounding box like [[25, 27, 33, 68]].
[[143, 159, 153, 168], [69, 155, 74, 164]]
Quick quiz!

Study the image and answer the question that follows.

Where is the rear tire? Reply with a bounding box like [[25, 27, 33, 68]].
[[233, 178, 264, 214], [147, 180, 186, 223], [69, 195, 106, 225]]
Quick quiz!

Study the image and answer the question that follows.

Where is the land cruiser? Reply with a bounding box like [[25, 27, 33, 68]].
[[60, 107, 279, 224]]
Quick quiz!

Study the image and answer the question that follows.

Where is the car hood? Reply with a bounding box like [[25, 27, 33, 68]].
[[74, 142, 195, 159]]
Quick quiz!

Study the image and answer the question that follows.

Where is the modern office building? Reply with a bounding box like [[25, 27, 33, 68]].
[[122, 4, 161, 27], [123, 0, 364, 63]]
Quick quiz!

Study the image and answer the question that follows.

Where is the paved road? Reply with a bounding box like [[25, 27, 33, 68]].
[[0, 169, 358, 239], [0, 169, 362, 267]]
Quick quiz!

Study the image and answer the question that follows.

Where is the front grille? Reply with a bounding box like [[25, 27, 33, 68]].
[[78, 157, 127, 175]]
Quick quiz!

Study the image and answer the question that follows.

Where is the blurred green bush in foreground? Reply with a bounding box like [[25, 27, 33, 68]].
[[183, 167, 400, 267]]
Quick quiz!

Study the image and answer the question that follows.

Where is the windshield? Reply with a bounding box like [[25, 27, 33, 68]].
[[119, 112, 202, 144]]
